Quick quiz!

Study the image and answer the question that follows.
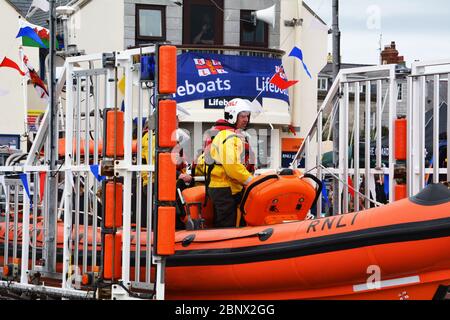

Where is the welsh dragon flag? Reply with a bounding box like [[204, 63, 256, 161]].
[[18, 19, 60, 49]]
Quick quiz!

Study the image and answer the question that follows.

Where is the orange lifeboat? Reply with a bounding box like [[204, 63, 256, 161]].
[[1, 180, 450, 300]]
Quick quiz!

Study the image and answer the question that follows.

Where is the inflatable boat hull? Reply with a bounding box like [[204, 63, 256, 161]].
[[1, 184, 450, 300]]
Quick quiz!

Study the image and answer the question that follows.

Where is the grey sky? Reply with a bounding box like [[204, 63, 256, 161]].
[[303, 0, 450, 66]]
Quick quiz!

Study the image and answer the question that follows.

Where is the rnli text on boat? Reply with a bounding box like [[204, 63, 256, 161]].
[[307, 212, 360, 233]]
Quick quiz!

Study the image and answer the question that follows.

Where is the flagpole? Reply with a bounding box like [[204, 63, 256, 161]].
[[19, 46, 29, 152], [332, 0, 340, 216], [46, 0, 58, 274]]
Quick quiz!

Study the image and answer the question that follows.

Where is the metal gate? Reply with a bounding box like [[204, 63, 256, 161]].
[[1, 45, 173, 300], [292, 64, 400, 216], [408, 59, 450, 196]]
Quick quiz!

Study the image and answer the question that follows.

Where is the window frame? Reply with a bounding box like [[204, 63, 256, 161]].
[[135, 4, 166, 43], [239, 10, 269, 48], [397, 82, 403, 101], [318, 77, 328, 91], [182, 0, 224, 45]]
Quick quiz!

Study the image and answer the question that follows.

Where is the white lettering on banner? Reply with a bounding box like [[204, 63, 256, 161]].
[[175, 79, 232, 97], [256, 77, 290, 96], [174, 76, 289, 99], [206, 98, 228, 107]]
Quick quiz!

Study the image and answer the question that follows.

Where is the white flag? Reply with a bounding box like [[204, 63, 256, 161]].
[[31, 0, 50, 12], [308, 17, 330, 33]]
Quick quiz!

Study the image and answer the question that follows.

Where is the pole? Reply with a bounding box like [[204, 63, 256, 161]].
[[46, 0, 58, 273], [332, 0, 341, 215], [332, 0, 341, 80]]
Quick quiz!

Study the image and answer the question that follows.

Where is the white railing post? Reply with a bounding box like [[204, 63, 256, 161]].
[[63, 61, 74, 289], [388, 65, 396, 202], [121, 59, 133, 287], [20, 174, 30, 284]]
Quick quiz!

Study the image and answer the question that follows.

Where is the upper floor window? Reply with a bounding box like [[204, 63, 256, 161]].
[[240, 10, 268, 47], [183, 0, 223, 45], [136, 4, 166, 43], [397, 83, 403, 101], [318, 77, 328, 91]]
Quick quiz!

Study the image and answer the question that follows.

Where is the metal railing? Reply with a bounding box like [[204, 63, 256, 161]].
[[291, 64, 399, 216], [0, 46, 163, 300], [292, 61, 450, 216], [408, 59, 450, 196]]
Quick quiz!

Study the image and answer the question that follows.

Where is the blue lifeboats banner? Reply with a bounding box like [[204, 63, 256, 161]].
[[173, 52, 290, 105]]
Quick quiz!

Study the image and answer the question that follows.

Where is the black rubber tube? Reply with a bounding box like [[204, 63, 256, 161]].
[[303, 173, 323, 208]]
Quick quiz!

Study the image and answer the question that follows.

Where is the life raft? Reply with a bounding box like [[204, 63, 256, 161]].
[[2, 182, 450, 300]]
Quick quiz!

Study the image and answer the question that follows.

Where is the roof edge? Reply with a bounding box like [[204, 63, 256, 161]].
[[302, 1, 327, 26], [5, 0, 26, 18]]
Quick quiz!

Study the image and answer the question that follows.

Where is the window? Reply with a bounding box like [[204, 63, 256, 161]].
[[183, 0, 223, 45], [318, 77, 328, 91], [240, 10, 268, 47], [397, 83, 403, 101], [136, 4, 166, 43]]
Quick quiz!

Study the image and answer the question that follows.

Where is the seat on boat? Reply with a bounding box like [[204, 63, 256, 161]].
[[181, 186, 214, 229], [240, 169, 321, 226]]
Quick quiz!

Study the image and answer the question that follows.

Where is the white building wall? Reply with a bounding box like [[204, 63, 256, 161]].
[[69, 0, 125, 54], [280, 0, 328, 137], [0, 1, 42, 150]]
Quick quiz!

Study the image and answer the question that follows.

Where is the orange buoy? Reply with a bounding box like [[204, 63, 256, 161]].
[[104, 233, 121, 280], [395, 118, 407, 161], [158, 46, 177, 94], [158, 100, 177, 148], [104, 182, 123, 228], [156, 207, 176, 255], [395, 184, 407, 201], [158, 153, 176, 201], [105, 110, 124, 157]]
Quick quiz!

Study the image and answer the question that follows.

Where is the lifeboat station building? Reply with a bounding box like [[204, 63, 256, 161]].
[[2, 0, 328, 170]]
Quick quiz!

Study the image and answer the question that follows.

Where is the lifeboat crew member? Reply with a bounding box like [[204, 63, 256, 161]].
[[203, 98, 255, 228]]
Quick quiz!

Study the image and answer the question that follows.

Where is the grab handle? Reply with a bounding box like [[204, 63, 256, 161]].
[[302, 174, 323, 208]]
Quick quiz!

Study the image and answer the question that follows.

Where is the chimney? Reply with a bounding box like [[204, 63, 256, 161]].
[[380, 41, 405, 65]]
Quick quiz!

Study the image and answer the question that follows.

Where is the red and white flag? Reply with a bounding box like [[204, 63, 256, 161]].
[[269, 71, 298, 90], [20, 50, 49, 101]]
